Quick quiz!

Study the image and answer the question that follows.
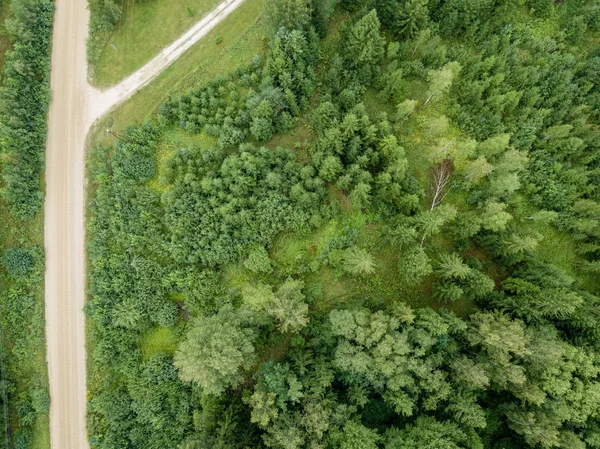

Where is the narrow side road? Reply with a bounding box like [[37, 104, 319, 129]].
[[44, 1, 245, 448]]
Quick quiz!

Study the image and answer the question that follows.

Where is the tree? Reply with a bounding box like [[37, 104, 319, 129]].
[[428, 160, 453, 210], [349, 182, 372, 208], [396, 99, 418, 121], [385, 416, 469, 449], [434, 282, 464, 302], [243, 283, 276, 312], [263, 0, 312, 35], [247, 391, 279, 427], [343, 247, 377, 275], [397, 0, 429, 38], [468, 312, 529, 388], [424, 62, 461, 105], [345, 10, 385, 80], [174, 306, 257, 395], [480, 201, 512, 232], [502, 233, 540, 256], [463, 157, 493, 185], [329, 421, 380, 449], [415, 204, 458, 245], [319, 155, 343, 181], [398, 245, 432, 285], [436, 253, 471, 280], [478, 134, 511, 158], [244, 247, 273, 274], [112, 300, 144, 329], [272, 279, 309, 333]]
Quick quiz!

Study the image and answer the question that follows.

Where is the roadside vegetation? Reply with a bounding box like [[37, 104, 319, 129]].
[[0, 0, 53, 447], [90, 0, 263, 148], [87, 0, 600, 448], [88, 0, 221, 86]]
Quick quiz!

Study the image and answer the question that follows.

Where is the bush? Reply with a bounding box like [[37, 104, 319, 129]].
[[2, 248, 34, 278], [244, 247, 273, 274]]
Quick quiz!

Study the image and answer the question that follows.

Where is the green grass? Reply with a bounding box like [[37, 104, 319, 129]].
[[31, 415, 50, 449], [141, 326, 179, 360], [533, 225, 597, 291], [89, 0, 265, 148], [91, 0, 221, 86], [0, 2, 12, 86]]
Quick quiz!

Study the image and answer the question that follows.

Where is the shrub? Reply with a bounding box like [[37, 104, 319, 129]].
[[2, 248, 34, 278]]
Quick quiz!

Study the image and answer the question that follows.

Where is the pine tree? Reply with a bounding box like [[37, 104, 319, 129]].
[[397, 0, 429, 38], [343, 247, 377, 275], [503, 233, 540, 256], [346, 10, 385, 75], [263, 0, 312, 35], [436, 253, 471, 280]]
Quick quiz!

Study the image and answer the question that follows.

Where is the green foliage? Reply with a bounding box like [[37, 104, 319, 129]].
[[329, 420, 380, 449], [88, 0, 121, 63], [345, 10, 385, 83], [2, 248, 34, 278], [0, 1, 52, 444], [174, 305, 258, 395], [244, 247, 274, 274], [263, 0, 312, 35], [271, 278, 309, 333], [436, 253, 471, 280], [385, 416, 469, 449], [342, 246, 376, 275], [0, 0, 53, 219], [161, 28, 316, 147], [87, 2, 600, 448], [398, 245, 432, 285], [397, 0, 430, 38], [164, 144, 323, 267]]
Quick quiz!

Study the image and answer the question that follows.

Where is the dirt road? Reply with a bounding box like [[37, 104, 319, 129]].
[[45, 1, 245, 447]]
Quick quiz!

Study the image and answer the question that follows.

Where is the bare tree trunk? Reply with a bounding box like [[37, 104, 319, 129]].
[[429, 159, 454, 210]]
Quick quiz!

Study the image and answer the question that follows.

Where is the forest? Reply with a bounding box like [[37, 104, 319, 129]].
[[0, 0, 53, 446], [85, 0, 600, 448]]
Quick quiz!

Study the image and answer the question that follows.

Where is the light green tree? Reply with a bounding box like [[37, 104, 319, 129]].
[[174, 306, 257, 395], [343, 246, 377, 275], [480, 200, 512, 232], [385, 416, 468, 449], [272, 278, 309, 333], [396, 99, 418, 121], [329, 421, 380, 449], [436, 252, 471, 280], [415, 203, 457, 245], [464, 157, 493, 185], [424, 62, 461, 105], [247, 390, 279, 427], [244, 246, 273, 274], [503, 233, 540, 256]]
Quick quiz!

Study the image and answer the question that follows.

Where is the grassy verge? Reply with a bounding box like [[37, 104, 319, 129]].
[[90, 0, 221, 86]]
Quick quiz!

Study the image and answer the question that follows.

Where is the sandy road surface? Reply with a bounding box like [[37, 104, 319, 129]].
[[45, 1, 245, 448]]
